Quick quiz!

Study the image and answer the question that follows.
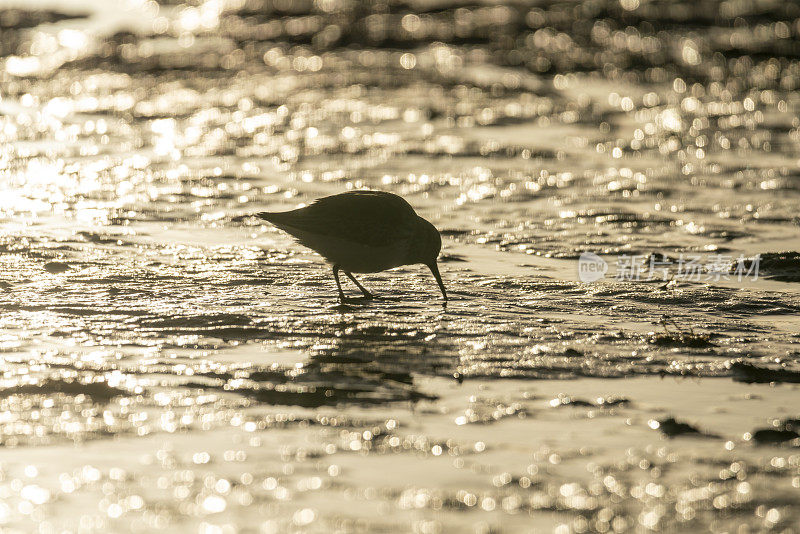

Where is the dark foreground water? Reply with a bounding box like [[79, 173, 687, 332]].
[[1, 0, 800, 532]]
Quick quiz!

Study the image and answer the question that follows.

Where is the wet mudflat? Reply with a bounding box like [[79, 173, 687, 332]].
[[1, 0, 800, 531]]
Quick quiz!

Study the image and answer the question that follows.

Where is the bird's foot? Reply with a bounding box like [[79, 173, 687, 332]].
[[336, 295, 373, 306], [348, 296, 374, 304]]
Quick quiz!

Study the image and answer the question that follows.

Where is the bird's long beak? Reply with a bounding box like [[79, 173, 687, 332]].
[[427, 262, 447, 302]]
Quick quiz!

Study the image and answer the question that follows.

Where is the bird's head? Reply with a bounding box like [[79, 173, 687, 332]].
[[410, 217, 447, 302]]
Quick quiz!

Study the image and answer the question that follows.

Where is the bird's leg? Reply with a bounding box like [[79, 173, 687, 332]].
[[344, 271, 374, 299], [332, 265, 346, 302]]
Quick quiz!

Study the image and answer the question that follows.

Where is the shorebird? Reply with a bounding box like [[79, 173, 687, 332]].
[[257, 190, 447, 303]]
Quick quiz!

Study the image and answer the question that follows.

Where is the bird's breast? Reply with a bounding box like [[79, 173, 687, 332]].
[[276, 225, 411, 273]]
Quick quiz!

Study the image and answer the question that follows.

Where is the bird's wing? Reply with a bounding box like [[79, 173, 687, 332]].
[[258, 191, 417, 248]]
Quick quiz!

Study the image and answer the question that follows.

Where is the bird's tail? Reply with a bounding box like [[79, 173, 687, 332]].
[[256, 212, 289, 225]]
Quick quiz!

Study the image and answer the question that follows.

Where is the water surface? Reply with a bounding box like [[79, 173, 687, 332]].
[[1, 0, 800, 531]]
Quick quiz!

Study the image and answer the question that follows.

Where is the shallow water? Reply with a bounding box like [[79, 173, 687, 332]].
[[1, 0, 800, 531]]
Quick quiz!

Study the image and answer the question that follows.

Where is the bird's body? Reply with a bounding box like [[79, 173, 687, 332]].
[[258, 191, 447, 302], [260, 191, 416, 273]]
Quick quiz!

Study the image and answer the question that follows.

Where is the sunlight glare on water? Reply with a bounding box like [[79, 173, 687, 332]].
[[1, 0, 800, 531]]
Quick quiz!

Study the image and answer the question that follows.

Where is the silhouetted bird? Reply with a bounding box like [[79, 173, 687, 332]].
[[258, 190, 447, 303]]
